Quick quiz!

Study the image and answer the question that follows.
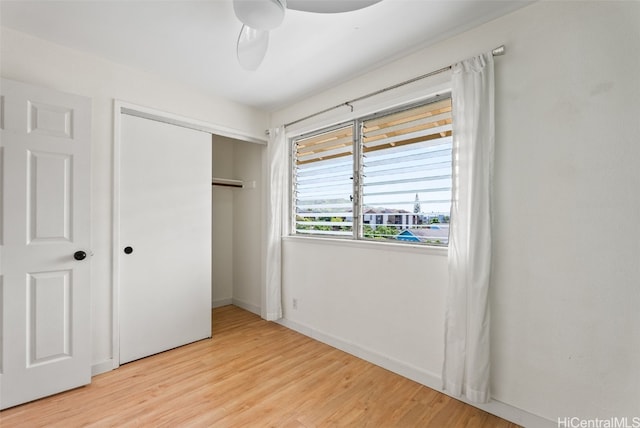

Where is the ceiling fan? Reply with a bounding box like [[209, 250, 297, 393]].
[[234, 0, 383, 70]]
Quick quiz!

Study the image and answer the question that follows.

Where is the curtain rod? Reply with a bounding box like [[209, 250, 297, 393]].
[[276, 45, 505, 131]]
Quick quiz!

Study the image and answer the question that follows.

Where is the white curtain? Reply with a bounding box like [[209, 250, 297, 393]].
[[442, 52, 495, 404], [265, 126, 287, 321]]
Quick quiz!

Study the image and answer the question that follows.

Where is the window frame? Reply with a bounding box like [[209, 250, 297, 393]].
[[290, 93, 452, 247]]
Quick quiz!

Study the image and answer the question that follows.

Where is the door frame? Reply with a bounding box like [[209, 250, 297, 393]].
[[111, 100, 266, 369]]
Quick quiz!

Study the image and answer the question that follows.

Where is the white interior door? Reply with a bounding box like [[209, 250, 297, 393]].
[[0, 79, 92, 410], [119, 114, 211, 364]]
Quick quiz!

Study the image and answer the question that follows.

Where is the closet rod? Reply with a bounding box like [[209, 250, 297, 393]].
[[278, 45, 505, 130], [212, 182, 243, 188], [212, 178, 243, 188]]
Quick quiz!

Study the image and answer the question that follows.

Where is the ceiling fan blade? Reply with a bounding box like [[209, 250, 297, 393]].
[[286, 0, 382, 13], [233, 0, 286, 31], [237, 25, 270, 71]]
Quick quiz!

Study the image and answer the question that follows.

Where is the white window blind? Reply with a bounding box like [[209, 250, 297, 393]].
[[293, 125, 354, 236], [361, 97, 452, 245]]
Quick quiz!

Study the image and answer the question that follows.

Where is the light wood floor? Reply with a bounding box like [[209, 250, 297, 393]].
[[1, 306, 519, 427]]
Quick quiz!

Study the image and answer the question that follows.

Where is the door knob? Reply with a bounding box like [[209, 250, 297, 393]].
[[74, 250, 87, 261], [124, 246, 133, 254]]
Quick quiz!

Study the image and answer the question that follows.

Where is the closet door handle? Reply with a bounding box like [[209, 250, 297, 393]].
[[124, 246, 134, 254]]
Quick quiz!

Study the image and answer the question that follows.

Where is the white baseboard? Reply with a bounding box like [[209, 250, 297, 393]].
[[276, 317, 553, 428], [231, 298, 260, 315], [212, 298, 233, 308], [91, 359, 114, 376]]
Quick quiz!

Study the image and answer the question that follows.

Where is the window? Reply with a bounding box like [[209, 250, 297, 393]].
[[293, 124, 354, 236], [292, 95, 452, 246]]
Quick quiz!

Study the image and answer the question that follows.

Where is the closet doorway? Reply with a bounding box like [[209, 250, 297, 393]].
[[211, 136, 264, 314], [113, 102, 265, 366]]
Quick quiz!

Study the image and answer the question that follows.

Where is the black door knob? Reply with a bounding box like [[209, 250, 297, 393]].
[[124, 246, 133, 254], [74, 251, 87, 261]]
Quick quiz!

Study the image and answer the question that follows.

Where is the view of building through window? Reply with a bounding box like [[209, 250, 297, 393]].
[[293, 96, 452, 246]]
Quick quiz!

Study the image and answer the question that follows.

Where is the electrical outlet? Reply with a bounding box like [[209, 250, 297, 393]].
[[292, 298, 298, 310]]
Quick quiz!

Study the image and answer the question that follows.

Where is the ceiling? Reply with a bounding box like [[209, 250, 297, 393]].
[[0, 0, 531, 111]]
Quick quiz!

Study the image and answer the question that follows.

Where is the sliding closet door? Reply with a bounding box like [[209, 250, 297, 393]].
[[119, 114, 211, 364]]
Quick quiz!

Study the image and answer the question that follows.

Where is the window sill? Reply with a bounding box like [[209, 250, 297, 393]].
[[282, 235, 448, 257]]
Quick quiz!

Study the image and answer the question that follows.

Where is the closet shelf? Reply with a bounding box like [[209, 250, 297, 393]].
[[212, 177, 243, 188]]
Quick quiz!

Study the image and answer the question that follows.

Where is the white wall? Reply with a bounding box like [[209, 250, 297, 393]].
[[282, 240, 448, 377], [272, 1, 640, 425], [0, 27, 269, 371]]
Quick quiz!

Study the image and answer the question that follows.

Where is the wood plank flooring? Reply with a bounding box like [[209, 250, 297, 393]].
[[0, 306, 519, 427]]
